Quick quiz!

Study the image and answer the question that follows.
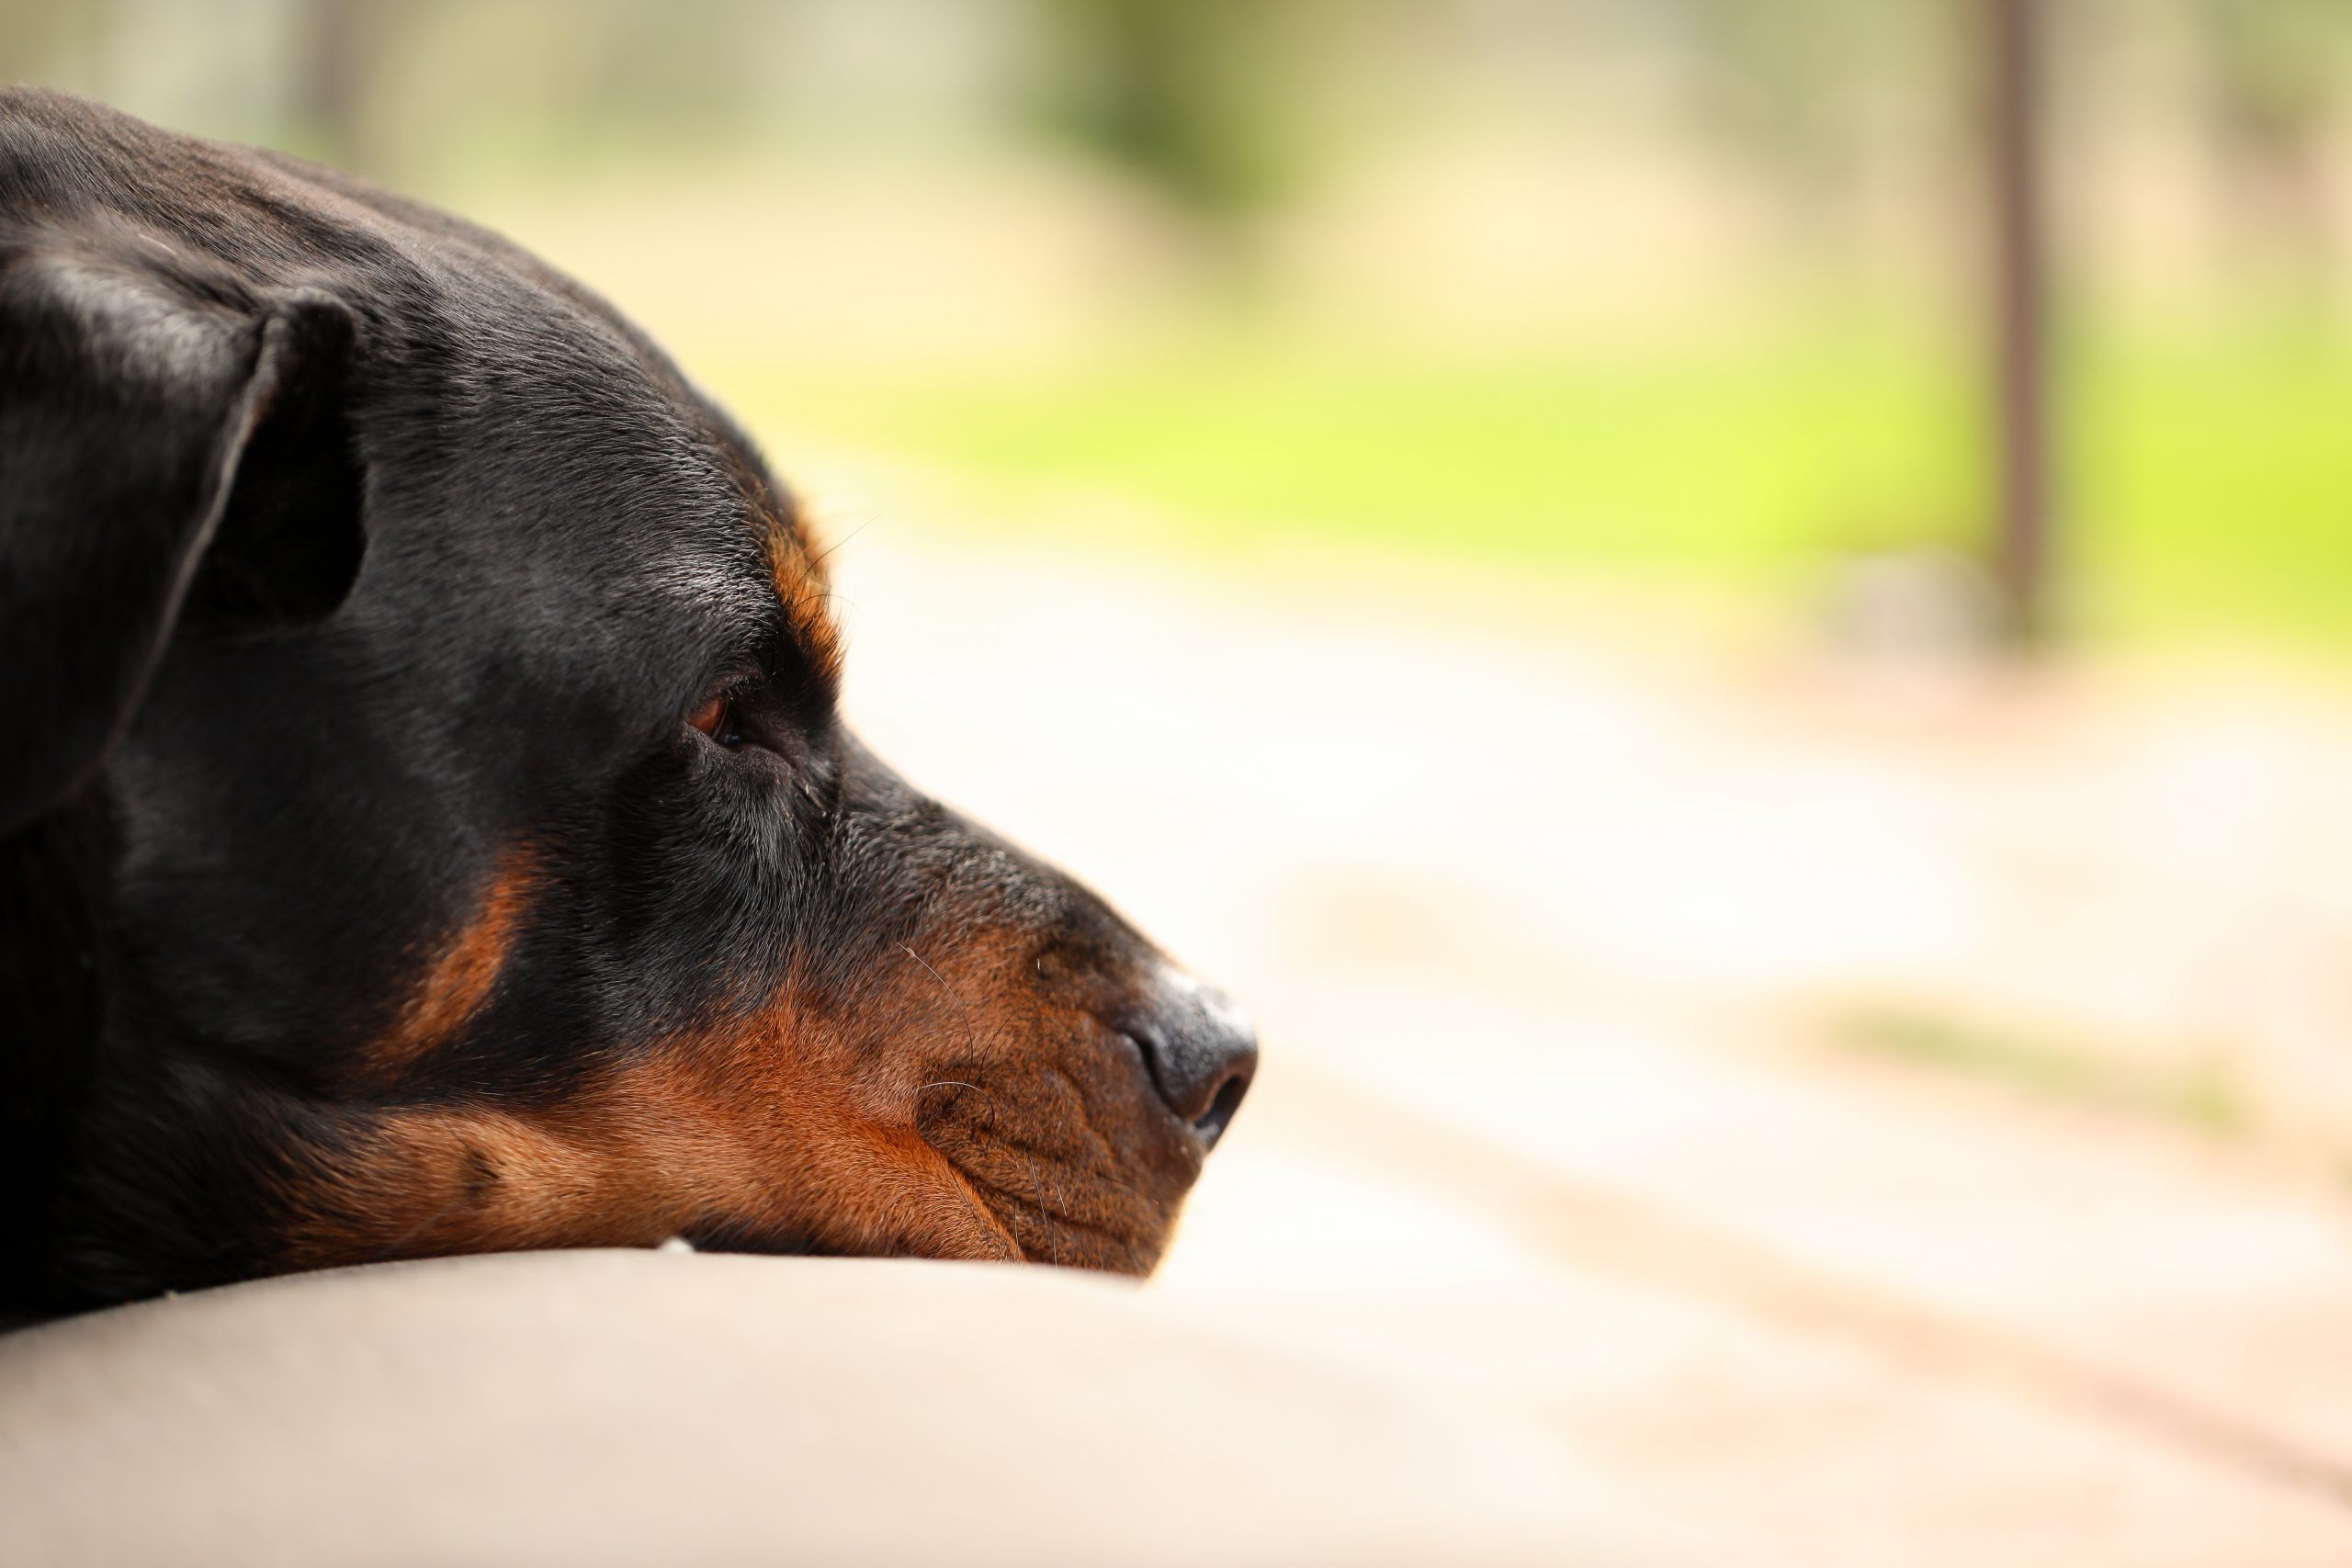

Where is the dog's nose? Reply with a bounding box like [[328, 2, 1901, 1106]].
[[1123, 971, 1257, 1147]]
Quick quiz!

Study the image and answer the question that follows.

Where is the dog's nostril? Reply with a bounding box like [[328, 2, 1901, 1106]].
[[1192, 1066, 1251, 1147], [1125, 976, 1257, 1149]]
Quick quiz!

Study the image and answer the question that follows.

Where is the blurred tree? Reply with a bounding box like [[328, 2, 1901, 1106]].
[[2187, 0, 2352, 267], [1030, 0, 1330, 233], [1985, 0, 2052, 648]]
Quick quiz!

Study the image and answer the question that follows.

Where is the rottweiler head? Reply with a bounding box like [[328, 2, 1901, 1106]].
[[0, 89, 1254, 1310]]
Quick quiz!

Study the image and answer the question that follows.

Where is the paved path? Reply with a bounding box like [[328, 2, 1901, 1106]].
[[814, 474, 2352, 1566]]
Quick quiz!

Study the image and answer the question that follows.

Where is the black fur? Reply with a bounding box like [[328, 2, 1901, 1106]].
[[1, 90, 1255, 1313]]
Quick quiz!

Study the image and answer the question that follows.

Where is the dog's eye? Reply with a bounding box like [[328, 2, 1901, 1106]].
[[688, 692, 743, 749]]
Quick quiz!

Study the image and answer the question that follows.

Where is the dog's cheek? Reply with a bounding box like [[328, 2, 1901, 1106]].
[[267, 1032, 1021, 1270], [344, 846, 545, 1093]]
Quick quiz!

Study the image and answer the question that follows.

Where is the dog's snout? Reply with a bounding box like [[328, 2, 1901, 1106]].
[[1123, 970, 1257, 1148]]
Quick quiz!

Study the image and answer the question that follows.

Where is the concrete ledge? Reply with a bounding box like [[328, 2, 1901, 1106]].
[[0, 1249, 1686, 1566]]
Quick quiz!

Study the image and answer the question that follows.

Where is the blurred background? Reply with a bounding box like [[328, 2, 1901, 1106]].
[[10, 3, 2352, 1561]]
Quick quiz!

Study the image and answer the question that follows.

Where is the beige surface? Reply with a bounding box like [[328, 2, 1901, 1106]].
[[0, 1248, 1692, 1568], [798, 490, 2352, 1565]]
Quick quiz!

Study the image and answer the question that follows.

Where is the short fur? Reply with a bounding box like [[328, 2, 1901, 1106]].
[[0, 90, 1255, 1314]]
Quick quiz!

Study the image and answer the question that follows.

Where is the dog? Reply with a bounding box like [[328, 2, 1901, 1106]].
[[0, 88, 1255, 1313]]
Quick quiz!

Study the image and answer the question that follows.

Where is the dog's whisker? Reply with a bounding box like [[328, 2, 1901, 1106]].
[[899, 941, 996, 1096], [805, 519, 869, 569], [1024, 1150, 1060, 1268]]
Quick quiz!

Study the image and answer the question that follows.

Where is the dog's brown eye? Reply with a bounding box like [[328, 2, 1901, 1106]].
[[688, 693, 741, 748]]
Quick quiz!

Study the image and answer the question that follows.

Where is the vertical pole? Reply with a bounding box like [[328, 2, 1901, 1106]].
[[1987, 0, 2053, 648]]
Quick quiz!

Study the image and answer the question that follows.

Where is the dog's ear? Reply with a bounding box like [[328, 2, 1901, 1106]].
[[0, 248, 365, 834]]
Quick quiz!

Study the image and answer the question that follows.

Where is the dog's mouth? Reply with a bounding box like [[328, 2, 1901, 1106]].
[[676, 1220, 846, 1258], [661, 1077, 1200, 1273], [912, 1065, 1203, 1274]]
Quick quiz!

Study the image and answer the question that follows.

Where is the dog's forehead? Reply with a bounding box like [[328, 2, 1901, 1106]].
[[710, 436, 843, 687], [358, 291, 840, 691], [605, 422, 837, 664]]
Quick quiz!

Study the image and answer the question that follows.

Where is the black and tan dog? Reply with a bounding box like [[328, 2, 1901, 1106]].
[[0, 88, 1255, 1313]]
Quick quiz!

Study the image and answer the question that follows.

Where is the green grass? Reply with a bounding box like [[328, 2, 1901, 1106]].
[[1831, 1008, 2250, 1138], [715, 312, 2352, 655], [2075, 322, 2352, 650]]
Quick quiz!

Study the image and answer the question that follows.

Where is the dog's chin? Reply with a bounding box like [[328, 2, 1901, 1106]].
[[679, 1190, 1170, 1273], [956, 1168, 1178, 1276]]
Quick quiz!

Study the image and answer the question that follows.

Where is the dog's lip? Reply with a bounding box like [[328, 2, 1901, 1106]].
[[910, 1035, 1208, 1174], [676, 1219, 842, 1258]]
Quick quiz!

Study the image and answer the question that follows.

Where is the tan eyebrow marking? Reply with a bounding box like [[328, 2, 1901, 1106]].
[[718, 438, 843, 690], [763, 508, 844, 690]]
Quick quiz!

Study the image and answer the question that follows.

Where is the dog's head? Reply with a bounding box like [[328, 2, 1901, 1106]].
[[0, 90, 1253, 1307]]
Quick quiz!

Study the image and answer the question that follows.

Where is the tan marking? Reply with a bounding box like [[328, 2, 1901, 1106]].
[[752, 491, 846, 686], [284, 930, 1192, 1277], [368, 848, 540, 1080], [765, 515, 843, 689], [715, 446, 844, 689], [285, 980, 1020, 1270]]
